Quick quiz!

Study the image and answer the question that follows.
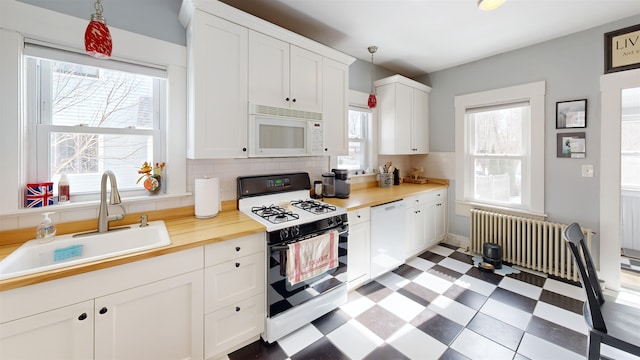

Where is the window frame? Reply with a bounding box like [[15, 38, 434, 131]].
[[455, 81, 546, 217], [25, 45, 168, 201], [337, 106, 372, 173]]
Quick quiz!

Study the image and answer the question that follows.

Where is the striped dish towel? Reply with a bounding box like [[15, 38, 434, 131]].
[[287, 230, 339, 285]]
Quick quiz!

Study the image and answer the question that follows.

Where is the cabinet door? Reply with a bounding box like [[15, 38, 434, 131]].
[[412, 88, 429, 153], [289, 45, 323, 112], [322, 58, 349, 155], [204, 252, 265, 314], [94, 271, 204, 360], [189, 11, 248, 159], [204, 293, 265, 360], [406, 204, 428, 258], [347, 220, 371, 290], [378, 83, 413, 154], [0, 300, 94, 360], [248, 31, 290, 108]]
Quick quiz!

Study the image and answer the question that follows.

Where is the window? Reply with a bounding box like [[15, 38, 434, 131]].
[[455, 81, 545, 216], [25, 45, 166, 201], [337, 107, 371, 172]]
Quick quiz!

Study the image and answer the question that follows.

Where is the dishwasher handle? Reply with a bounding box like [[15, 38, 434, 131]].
[[375, 200, 406, 212]]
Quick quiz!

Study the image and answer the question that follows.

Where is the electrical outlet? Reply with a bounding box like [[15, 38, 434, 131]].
[[582, 165, 594, 177]]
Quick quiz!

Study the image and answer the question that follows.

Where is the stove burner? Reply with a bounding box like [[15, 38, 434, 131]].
[[252, 205, 300, 224], [291, 200, 337, 215]]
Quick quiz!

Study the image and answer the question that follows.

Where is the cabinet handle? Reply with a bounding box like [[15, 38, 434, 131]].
[[235, 262, 240, 268], [99, 307, 108, 315], [357, 215, 361, 218], [324, 148, 328, 152], [78, 313, 87, 321], [235, 246, 241, 252], [242, 147, 247, 152], [285, 97, 290, 102], [292, 98, 296, 103], [235, 306, 241, 312]]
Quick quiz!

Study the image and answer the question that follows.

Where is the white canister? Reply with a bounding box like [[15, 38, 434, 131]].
[[195, 177, 220, 218]]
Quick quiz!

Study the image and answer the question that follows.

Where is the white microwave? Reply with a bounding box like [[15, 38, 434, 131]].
[[248, 104, 324, 157]]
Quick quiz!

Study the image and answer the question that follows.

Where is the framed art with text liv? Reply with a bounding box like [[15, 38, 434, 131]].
[[605, 24, 640, 74]]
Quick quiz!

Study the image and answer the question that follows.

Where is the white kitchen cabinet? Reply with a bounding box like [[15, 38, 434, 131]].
[[347, 207, 371, 290], [322, 57, 349, 155], [375, 75, 431, 155], [249, 31, 323, 113], [405, 189, 448, 259], [203, 233, 266, 359], [0, 248, 205, 360], [185, 10, 249, 159], [94, 271, 203, 360], [0, 300, 94, 359]]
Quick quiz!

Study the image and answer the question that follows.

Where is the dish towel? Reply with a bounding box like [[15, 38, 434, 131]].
[[287, 230, 339, 285]]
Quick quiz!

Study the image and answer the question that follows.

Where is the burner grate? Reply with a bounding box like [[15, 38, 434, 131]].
[[252, 205, 299, 224], [291, 200, 337, 215]]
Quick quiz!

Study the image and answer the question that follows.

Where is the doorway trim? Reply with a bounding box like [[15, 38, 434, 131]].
[[600, 68, 640, 291]]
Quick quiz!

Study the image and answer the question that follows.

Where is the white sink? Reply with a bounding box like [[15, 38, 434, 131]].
[[0, 220, 171, 280]]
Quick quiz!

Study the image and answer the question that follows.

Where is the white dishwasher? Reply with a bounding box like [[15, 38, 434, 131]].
[[370, 199, 406, 279]]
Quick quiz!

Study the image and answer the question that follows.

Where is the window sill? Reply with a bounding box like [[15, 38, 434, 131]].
[[1, 192, 193, 217], [455, 200, 547, 220]]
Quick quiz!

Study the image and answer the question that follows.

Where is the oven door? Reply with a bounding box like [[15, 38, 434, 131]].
[[267, 224, 348, 318]]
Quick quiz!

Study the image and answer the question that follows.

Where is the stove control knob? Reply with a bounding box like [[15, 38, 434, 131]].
[[279, 228, 289, 241], [327, 217, 334, 226], [291, 226, 300, 237], [335, 216, 343, 225]]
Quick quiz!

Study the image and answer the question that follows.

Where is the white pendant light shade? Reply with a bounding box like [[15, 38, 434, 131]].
[[478, 0, 506, 11]]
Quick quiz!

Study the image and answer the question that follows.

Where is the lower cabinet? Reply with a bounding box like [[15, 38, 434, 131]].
[[347, 207, 371, 290], [203, 233, 266, 359], [0, 300, 94, 359], [0, 266, 203, 360], [405, 188, 448, 259]]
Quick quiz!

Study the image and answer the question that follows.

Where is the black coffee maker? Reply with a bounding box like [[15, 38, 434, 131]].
[[332, 169, 350, 198]]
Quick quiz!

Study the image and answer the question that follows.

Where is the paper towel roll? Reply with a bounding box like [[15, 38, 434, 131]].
[[195, 177, 220, 218]]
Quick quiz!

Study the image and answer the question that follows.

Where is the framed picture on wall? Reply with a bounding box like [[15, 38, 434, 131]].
[[605, 24, 640, 74], [557, 132, 586, 158], [556, 99, 587, 129]]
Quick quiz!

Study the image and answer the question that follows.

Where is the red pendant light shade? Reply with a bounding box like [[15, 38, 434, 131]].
[[85, 0, 112, 59], [368, 46, 378, 109]]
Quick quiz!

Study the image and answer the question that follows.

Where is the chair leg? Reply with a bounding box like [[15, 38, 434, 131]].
[[588, 332, 602, 360]]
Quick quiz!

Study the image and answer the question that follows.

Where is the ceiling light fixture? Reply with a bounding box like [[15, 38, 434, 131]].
[[478, 0, 505, 11], [368, 45, 378, 109], [85, 0, 112, 59]]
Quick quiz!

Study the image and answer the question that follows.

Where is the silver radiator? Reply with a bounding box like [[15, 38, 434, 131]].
[[470, 208, 593, 281]]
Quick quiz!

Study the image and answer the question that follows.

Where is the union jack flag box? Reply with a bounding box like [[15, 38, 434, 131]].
[[26, 182, 54, 208]]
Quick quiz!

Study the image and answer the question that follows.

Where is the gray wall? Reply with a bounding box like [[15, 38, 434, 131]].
[[349, 58, 397, 93], [17, 0, 186, 46], [414, 14, 640, 239]]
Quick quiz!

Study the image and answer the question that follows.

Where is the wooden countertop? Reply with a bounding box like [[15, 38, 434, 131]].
[[0, 180, 447, 291], [324, 181, 448, 210], [0, 210, 265, 291]]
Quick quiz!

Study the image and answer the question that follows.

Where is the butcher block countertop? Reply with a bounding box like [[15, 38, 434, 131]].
[[324, 180, 448, 210], [0, 180, 448, 291]]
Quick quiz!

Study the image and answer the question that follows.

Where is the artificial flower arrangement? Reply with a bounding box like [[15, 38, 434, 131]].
[[137, 161, 165, 193]]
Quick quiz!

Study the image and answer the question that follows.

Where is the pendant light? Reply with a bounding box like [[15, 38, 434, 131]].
[[85, 0, 112, 59], [368, 46, 378, 109], [478, 0, 506, 11]]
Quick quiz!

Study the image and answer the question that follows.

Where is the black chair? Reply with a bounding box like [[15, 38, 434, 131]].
[[563, 222, 640, 360]]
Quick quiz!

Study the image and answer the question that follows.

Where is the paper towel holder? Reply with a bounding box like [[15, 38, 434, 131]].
[[195, 177, 221, 219]]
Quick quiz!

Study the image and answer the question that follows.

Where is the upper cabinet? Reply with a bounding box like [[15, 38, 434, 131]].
[[184, 10, 248, 159], [375, 75, 431, 155], [249, 31, 323, 113], [179, 0, 354, 159]]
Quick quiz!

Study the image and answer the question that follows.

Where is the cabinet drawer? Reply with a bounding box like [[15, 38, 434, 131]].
[[348, 207, 370, 225], [406, 189, 446, 206], [204, 293, 265, 360], [204, 252, 265, 314], [204, 233, 265, 267]]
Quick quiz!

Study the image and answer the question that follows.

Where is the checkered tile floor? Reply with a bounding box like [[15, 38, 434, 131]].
[[228, 244, 640, 360]]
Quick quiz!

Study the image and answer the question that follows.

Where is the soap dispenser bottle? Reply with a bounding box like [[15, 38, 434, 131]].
[[36, 212, 57, 242]]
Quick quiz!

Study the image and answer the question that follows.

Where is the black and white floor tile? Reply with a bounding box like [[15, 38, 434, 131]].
[[229, 244, 640, 360]]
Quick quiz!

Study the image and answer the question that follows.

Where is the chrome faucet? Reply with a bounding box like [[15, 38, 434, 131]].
[[98, 170, 125, 233]]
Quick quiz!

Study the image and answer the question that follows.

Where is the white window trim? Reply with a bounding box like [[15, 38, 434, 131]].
[[0, 0, 187, 215], [454, 81, 546, 218]]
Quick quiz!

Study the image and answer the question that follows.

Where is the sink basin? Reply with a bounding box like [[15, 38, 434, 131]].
[[0, 220, 171, 281]]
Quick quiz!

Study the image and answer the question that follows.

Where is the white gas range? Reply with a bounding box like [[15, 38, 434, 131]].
[[236, 173, 349, 343]]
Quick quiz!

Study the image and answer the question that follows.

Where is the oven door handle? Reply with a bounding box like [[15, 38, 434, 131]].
[[272, 245, 289, 277]]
